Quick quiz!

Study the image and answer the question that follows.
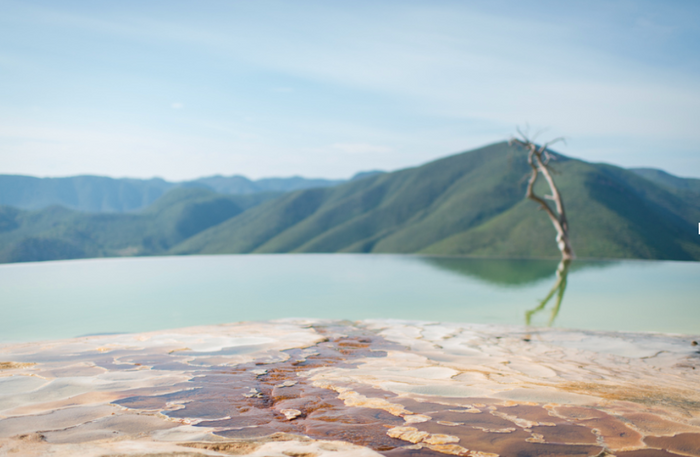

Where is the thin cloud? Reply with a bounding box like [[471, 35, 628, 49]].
[[1, 1, 699, 178], [331, 143, 393, 155]]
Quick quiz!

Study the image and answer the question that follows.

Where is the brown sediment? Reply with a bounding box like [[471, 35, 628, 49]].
[[615, 450, 689, 456], [113, 330, 408, 451], [581, 415, 646, 450], [0, 361, 35, 370], [108, 324, 700, 456], [549, 405, 609, 421], [403, 410, 604, 456], [1, 320, 699, 457], [527, 424, 597, 445], [496, 404, 565, 426], [625, 413, 700, 436], [558, 381, 700, 412], [102, 452, 210, 457], [644, 433, 700, 456], [179, 432, 305, 454], [382, 447, 452, 457], [17, 433, 46, 442]]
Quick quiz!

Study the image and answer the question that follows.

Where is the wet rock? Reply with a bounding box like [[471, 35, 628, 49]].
[[0, 319, 697, 457]]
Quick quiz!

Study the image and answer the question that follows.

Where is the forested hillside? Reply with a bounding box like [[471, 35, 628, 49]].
[[1, 142, 698, 263], [0, 189, 279, 263], [172, 142, 700, 260]]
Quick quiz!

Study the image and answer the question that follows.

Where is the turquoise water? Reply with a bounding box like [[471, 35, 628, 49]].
[[0, 254, 698, 343]]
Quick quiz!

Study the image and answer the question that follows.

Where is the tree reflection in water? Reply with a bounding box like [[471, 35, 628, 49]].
[[418, 256, 618, 328], [525, 258, 571, 327]]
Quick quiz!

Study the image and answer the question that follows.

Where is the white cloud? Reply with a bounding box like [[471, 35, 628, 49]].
[[171, 102, 184, 109]]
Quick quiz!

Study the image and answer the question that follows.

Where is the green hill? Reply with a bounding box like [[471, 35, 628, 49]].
[[2, 142, 698, 263], [0, 188, 279, 263], [171, 142, 700, 260], [630, 168, 700, 194]]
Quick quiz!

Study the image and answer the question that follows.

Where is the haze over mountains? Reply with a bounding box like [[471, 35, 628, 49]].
[[1, 142, 698, 263], [0, 172, 384, 213]]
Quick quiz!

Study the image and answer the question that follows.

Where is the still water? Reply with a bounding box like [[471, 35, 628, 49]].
[[0, 254, 698, 343]]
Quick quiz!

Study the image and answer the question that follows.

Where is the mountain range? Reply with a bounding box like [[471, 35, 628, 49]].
[[0, 171, 383, 213], [1, 142, 698, 263]]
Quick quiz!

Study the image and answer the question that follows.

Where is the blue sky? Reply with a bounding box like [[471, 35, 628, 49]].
[[1, 0, 699, 180]]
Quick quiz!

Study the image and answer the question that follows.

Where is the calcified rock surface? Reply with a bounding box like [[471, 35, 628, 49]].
[[1, 320, 699, 457]]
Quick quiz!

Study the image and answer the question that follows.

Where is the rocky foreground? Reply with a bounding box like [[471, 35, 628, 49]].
[[1, 319, 699, 457]]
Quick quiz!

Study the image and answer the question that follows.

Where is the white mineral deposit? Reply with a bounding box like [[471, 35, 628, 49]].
[[1, 320, 698, 456]]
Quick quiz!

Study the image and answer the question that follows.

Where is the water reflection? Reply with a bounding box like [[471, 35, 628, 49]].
[[420, 257, 562, 287], [5, 255, 694, 343], [420, 257, 616, 327], [421, 257, 614, 287], [525, 258, 570, 327]]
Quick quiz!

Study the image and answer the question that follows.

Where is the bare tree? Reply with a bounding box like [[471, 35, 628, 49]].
[[510, 129, 575, 260]]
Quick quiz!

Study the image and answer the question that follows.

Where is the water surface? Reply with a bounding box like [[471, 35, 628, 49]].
[[0, 254, 697, 343]]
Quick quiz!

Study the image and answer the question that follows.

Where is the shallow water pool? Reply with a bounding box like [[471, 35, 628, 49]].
[[1, 254, 698, 343]]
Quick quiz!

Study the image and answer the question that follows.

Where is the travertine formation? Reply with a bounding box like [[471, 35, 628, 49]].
[[1, 319, 699, 456]]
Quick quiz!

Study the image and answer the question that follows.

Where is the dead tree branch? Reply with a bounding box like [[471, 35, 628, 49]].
[[510, 130, 574, 260]]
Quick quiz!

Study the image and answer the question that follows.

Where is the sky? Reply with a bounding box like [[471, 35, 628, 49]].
[[1, 0, 699, 180]]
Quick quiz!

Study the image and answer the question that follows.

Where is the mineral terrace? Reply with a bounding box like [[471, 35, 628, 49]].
[[1, 319, 699, 456]]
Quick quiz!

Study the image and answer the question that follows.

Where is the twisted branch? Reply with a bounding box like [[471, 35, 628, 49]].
[[510, 129, 574, 260]]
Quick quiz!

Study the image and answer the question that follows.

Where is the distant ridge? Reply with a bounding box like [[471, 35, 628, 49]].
[[0, 188, 278, 263], [0, 171, 383, 213], [0, 142, 698, 263], [0, 175, 173, 213], [630, 168, 700, 193], [190, 175, 343, 196]]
